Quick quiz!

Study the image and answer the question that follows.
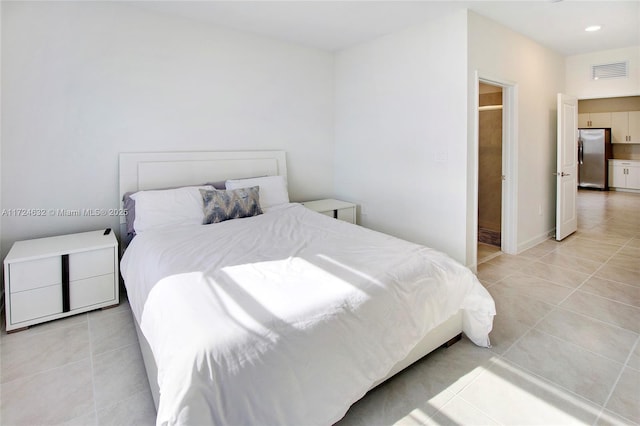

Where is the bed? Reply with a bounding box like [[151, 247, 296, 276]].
[[118, 150, 495, 426]]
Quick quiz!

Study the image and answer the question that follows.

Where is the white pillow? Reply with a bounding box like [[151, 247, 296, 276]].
[[130, 185, 213, 233], [225, 175, 289, 209]]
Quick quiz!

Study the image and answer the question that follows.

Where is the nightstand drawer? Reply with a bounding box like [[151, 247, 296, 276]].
[[69, 248, 114, 281], [337, 208, 355, 223], [70, 274, 116, 310], [10, 285, 63, 324], [9, 257, 62, 293]]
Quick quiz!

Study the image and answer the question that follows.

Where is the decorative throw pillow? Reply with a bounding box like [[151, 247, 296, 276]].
[[200, 187, 263, 224]]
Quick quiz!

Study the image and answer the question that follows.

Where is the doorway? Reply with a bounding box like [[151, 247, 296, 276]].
[[471, 74, 518, 268], [478, 82, 503, 262]]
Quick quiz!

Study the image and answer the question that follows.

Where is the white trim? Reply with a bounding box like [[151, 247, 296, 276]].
[[502, 82, 518, 255], [609, 187, 640, 194]]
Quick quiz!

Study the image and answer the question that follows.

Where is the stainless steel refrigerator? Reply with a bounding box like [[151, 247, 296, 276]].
[[577, 128, 612, 190]]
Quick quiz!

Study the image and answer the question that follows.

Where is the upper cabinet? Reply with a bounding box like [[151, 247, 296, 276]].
[[611, 111, 640, 144], [578, 112, 611, 128]]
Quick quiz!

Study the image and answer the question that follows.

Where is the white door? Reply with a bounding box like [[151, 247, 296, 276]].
[[556, 93, 578, 241]]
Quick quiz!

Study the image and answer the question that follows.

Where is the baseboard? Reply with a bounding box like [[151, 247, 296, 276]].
[[517, 229, 555, 253], [609, 187, 640, 194]]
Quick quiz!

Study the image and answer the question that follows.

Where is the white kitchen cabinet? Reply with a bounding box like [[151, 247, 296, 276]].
[[578, 112, 611, 128], [4, 229, 119, 331], [611, 111, 640, 143], [301, 199, 357, 224], [609, 160, 640, 190]]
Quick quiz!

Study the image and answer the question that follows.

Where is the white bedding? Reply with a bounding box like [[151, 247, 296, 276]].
[[121, 203, 495, 426]]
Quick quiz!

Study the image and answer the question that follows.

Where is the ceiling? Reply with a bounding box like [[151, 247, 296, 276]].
[[133, 1, 640, 56]]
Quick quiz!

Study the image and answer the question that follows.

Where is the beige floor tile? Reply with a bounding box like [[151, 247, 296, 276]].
[[597, 221, 640, 235], [618, 245, 640, 258], [488, 285, 555, 326], [627, 238, 640, 249], [337, 370, 456, 426], [486, 254, 535, 271], [540, 251, 603, 275], [561, 290, 640, 333], [458, 357, 601, 425], [55, 412, 98, 426], [555, 238, 621, 263], [627, 341, 640, 371], [0, 312, 87, 343], [337, 384, 455, 426], [475, 262, 515, 284], [581, 276, 640, 308], [596, 263, 640, 287], [425, 396, 500, 425], [92, 343, 150, 410], [89, 308, 139, 355], [576, 228, 634, 246], [87, 298, 131, 320], [0, 322, 90, 383], [490, 273, 574, 305], [406, 338, 497, 395], [607, 253, 640, 273], [535, 308, 639, 364], [519, 239, 560, 259], [596, 409, 640, 426], [478, 243, 501, 264], [521, 261, 591, 288], [604, 367, 640, 424], [0, 359, 94, 426], [504, 329, 624, 405], [96, 389, 156, 426], [487, 315, 533, 356], [339, 338, 496, 426]]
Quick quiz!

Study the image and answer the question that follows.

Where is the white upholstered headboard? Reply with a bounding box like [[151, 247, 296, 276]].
[[118, 150, 287, 228]]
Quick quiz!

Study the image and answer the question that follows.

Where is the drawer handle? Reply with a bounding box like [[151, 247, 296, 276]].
[[62, 254, 70, 313]]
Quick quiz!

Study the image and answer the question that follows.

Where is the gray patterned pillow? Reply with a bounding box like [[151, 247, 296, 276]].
[[200, 187, 263, 224]]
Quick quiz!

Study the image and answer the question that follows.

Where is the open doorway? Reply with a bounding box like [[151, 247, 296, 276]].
[[478, 82, 503, 263], [471, 74, 518, 268]]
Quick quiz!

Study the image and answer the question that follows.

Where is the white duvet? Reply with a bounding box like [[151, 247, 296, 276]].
[[121, 203, 495, 426]]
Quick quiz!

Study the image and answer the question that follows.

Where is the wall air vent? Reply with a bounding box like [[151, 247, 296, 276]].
[[591, 61, 628, 80]]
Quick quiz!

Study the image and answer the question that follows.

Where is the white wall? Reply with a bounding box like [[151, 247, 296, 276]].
[[566, 46, 640, 99], [334, 10, 469, 263], [467, 12, 566, 258], [1, 2, 335, 255]]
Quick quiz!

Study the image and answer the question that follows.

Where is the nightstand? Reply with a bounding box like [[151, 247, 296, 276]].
[[4, 229, 119, 332], [301, 199, 357, 224]]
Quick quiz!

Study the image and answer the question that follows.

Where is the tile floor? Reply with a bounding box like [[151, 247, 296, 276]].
[[1, 189, 639, 425]]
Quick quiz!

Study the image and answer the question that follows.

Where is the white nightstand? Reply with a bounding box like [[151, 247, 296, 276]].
[[4, 229, 119, 332], [301, 199, 357, 224]]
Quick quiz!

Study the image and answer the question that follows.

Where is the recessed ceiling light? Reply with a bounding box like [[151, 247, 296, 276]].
[[585, 25, 602, 32]]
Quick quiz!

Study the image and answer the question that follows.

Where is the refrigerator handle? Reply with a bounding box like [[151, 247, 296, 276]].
[[578, 139, 584, 165]]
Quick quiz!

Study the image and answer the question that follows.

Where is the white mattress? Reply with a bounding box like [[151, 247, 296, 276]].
[[121, 203, 495, 426]]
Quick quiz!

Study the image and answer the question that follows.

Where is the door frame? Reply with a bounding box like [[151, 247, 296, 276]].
[[470, 71, 518, 269]]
